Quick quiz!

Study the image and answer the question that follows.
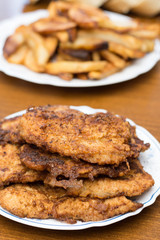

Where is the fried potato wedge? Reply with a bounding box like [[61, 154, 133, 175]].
[[88, 62, 119, 80], [68, 4, 109, 28], [51, 28, 77, 43], [129, 22, 160, 39], [108, 42, 145, 59], [78, 29, 154, 52], [100, 50, 126, 68], [59, 48, 91, 61], [60, 37, 108, 51], [68, 3, 138, 32], [48, 1, 72, 18], [44, 36, 58, 57], [52, 30, 69, 42], [46, 61, 106, 74], [24, 49, 45, 72], [25, 30, 52, 66], [11, 25, 52, 66], [7, 45, 28, 64], [3, 32, 25, 58], [32, 17, 76, 34]]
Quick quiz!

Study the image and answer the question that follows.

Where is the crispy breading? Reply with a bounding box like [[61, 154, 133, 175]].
[[0, 116, 23, 144], [66, 159, 154, 198], [0, 141, 128, 189], [0, 183, 142, 223], [19, 105, 149, 165], [20, 144, 130, 178], [0, 144, 44, 187]]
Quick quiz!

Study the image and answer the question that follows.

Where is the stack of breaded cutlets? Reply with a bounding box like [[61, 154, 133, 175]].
[[0, 105, 154, 223]]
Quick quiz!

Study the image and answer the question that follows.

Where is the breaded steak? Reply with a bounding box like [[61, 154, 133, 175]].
[[19, 144, 130, 178], [19, 105, 149, 165], [0, 144, 45, 186], [65, 159, 154, 198], [0, 183, 142, 223], [0, 116, 23, 144]]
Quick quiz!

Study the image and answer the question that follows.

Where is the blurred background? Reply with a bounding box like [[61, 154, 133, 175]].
[[0, 0, 160, 21]]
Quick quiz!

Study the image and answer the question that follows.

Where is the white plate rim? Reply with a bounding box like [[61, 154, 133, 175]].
[[0, 10, 160, 88], [0, 105, 160, 230]]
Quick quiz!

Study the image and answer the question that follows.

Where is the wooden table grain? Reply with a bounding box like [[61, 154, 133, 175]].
[[0, 1, 160, 239]]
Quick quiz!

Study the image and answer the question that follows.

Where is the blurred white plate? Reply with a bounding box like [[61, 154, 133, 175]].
[[0, 10, 160, 88], [0, 105, 160, 230]]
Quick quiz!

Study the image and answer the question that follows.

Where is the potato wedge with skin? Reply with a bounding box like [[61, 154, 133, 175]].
[[60, 37, 108, 51], [49, 1, 137, 33], [44, 37, 58, 57], [48, 1, 72, 18], [78, 29, 154, 52], [24, 29, 52, 66], [51, 28, 77, 43], [57, 52, 87, 61], [129, 22, 160, 39], [98, 18, 138, 33], [10, 25, 51, 66], [3, 32, 25, 58], [57, 51, 87, 61], [24, 50, 45, 73], [46, 61, 106, 74], [7, 45, 28, 64], [68, 3, 138, 32], [32, 17, 76, 34], [51, 31, 70, 43], [68, 4, 109, 28], [100, 50, 126, 68], [88, 62, 119, 80], [59, 48, 91, 61], [108, 42, 145, 60]]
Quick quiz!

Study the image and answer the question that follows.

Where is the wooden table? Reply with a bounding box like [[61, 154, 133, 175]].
[[0, 1, 160, 239]]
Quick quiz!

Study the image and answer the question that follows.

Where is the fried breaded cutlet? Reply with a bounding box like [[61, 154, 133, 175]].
[[0, 144, 45, 187], [64, 159, 154, 198], [0, 116, 23, 144], [0, 183, 142, 223], [18, 105, 149, 165], [0, 143, 153, 197], [19, 144, 130, 179]]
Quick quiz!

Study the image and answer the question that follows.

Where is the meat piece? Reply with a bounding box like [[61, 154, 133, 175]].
[[0, 183, 142, 223], [0, 144, 45, 187], [0, 116, 23, 144], [19, 105, 149, 165], [19, 144, 130, 178], [0, 142, 81, 189], [65, 159, 154, 198]]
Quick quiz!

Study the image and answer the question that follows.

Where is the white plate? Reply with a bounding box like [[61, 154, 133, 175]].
[[0, 10, 160, 88], [0, 105, 160, 230]]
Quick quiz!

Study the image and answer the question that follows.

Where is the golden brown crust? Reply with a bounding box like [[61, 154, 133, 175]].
[[20, 144, 130, 178], [0, 183, 142, 222], [0, 117, 23, 144], [18, 105, 149, 165], [0, 144, 45, 187], [66, 159, 154, 198]]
